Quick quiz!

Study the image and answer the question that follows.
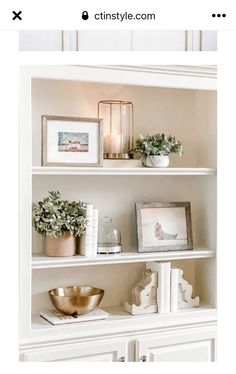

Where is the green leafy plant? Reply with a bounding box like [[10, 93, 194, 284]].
[[32, 191, 87, 238], [131, 133, 183, 159]]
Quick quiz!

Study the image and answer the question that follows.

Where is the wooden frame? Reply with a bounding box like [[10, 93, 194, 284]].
[[136, 202, 193, 252], [42, 115, 103, 167]]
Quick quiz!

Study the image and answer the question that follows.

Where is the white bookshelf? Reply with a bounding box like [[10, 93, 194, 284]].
[[20, 65, 217, 362]]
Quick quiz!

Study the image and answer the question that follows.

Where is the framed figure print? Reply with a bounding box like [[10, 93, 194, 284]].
[[42, 115, 103, 167], [136, 202, 193, 252]]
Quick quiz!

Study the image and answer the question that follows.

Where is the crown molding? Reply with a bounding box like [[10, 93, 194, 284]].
[[96, 65, 217, 79]]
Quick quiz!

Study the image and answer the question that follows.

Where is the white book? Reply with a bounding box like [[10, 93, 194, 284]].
[[164, 262, 171, 313], [146, 261, 171, 313], [92, 208, 99, 256], [170, 267, 179, 313], [80, 203, 93, 256], [40, 308, 109, 325]]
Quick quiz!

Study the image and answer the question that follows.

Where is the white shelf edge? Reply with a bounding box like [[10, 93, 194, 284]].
[[24, 305, 217, 348], [32, 249, 215, 270], [31, 305, 217, 332], [32, 167, 216, 176]]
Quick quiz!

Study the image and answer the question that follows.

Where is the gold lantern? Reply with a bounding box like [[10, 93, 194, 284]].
[[98, 100, 134, 159]]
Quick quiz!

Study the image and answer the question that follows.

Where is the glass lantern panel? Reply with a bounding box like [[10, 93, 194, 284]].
[[98, 100, 133, 158]]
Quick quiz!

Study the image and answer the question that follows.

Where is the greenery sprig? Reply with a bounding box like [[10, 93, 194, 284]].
[[32, 191, 87, 238], [131, 133, 183, 159]]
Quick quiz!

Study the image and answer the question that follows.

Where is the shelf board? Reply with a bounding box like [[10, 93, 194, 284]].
[[28, 306, 217, 345], [32, 248, 215, 269], [32, 167, 216, 176]]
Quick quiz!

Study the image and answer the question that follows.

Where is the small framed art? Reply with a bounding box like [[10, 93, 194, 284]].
[[42, 115, 103, 167], [136, 202, 193, 252]]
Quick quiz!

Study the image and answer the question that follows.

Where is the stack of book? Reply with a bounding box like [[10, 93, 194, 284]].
[[40, 308, 109, 325], [79, 203, 99, 257], [146, 261, 193, 313]]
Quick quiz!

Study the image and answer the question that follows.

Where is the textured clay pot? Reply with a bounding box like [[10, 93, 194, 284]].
[[143, 155, 170, 168], [44, 232, 76, 257]]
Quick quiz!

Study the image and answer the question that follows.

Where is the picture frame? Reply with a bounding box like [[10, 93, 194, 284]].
[[42, 115, 103, 167], [136, 202, 193, 252]]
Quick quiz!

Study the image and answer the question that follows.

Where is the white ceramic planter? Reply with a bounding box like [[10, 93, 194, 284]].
[[143, 155, 170, 168]]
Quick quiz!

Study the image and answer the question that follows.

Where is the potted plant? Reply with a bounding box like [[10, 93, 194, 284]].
[[131, 133, 183, 168], [32, 191, 87, 257]]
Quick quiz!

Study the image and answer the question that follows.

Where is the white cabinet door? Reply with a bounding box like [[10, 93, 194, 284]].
[[19, 30, 217, 51], [201, 31, 217, 51], [78, 31, 132, 50], [136, 327, 216, 362], [19, 31, 77, 51], [133, 30, 217, 51], [19, 31, 63, 51], [187, 31, 217, 51], [21, 338, 127, 362], [132, 31, 187, 51]]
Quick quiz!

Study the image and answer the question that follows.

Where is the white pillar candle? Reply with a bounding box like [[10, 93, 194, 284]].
[[104, 134, 121, 153]]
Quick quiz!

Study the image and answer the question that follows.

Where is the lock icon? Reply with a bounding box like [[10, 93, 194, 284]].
[[82, 11, 89, 20]]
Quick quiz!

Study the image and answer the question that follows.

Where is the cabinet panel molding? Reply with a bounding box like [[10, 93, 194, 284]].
[[136, 326, 216, 362], [19, 31, 63, 51], [201, 31, 217, 51], [21, 338, 127, 362], [78, 31, 132, 51], [19, 30, 217, 51], [132, 30, 187, 51], [62, 31, 78, 51], [147, 340, 214, 362], [20, 326, 216, 362], [187, 31, 217, 51]]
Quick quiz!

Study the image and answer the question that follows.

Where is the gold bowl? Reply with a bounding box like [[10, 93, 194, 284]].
[[48, 286, 104, 316]]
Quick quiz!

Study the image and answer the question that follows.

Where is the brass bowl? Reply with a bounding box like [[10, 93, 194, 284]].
[[48, 286, 104, 316]]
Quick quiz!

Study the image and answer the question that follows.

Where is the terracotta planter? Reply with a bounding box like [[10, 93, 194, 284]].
[[44, 232, 76, 257]]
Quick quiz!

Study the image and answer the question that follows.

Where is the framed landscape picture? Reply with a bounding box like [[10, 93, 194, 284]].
[[42, 115, 103, 167], [136, 202, 193, 252]]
